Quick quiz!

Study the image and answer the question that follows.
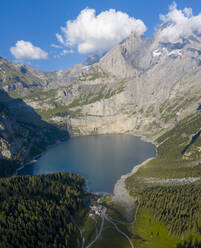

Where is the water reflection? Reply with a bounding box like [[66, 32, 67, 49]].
[[19, 134, 155, 193]]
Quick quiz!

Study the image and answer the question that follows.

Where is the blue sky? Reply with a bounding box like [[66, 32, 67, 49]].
[[0, 0, 201, 71]]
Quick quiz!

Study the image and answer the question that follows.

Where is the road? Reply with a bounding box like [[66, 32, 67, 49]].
[[93, 217, 98, 235], [103, 200, 140, 248], [70, 215, 85, 248], [72, 201, 140, 248], [105, 214, 134, 248], [86, 207, 106, 248], [108, 201, 140, 225]]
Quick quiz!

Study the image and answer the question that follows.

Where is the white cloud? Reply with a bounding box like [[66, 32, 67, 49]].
[[56, 8, 146, 53], [159, 2, 201, 43], [10, 40, 48, 60], [56, 33, 64, 44], [52, 49, 74, 59], [51, 44, 62, 49], [61, 49, 73, 55]]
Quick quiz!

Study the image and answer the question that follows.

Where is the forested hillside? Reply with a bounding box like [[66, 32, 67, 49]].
[[126, 109, 201, 247], [1, 3, 201, 246], [140, 182, 201, 237], [0, 159, 19, 177], [0, 173, 87, 248]]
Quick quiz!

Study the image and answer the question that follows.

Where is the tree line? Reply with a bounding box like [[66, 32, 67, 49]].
[[139, 182, 201, 237], [0, 172, 87, 248]]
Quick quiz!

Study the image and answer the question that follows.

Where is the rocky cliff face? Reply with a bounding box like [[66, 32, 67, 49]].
[[0, 103, 26, 160], [0, 90, 69, 170], [42, 30, 200, 137], [0, 26, 201, 164]]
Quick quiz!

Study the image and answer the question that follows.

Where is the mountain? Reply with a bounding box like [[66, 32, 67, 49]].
[[0, 89, 69, 176], [0, 26, 201, 247], [83, 54, 102, 65], [0, 27, 201, 172]]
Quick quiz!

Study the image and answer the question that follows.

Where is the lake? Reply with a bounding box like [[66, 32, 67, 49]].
[[18, 134, 155, 193]]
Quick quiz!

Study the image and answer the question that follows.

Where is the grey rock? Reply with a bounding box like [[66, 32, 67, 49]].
[[1, 26, 201, 161]]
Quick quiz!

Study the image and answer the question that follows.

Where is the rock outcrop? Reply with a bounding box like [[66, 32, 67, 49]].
[[0, 26, 201, 164], [0, 90, 69, 170]]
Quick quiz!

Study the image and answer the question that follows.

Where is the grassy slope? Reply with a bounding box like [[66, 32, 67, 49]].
[[91, 198, 133, 248], [92, 221, 130, 248], [134, 159, 201, 179], [83, 109, 201, 247], [125, 110, 201, 247], [82, 215, 100, 245], [135, 111, 201, 179], [82, 196, 135, 248], [133, 207, 180, 248], [20, 80, 125, 122], [82, 214, 130, 248]]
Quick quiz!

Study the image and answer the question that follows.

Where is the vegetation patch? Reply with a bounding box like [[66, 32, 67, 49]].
[[133, 207, 180, 248], [92, 220, 130, 248], [0, 173, 87, 248], [39, 82, 125, 120], [138, 183, 201, 237], [126, 109, 201, 246], [79, 66, 108, 81]]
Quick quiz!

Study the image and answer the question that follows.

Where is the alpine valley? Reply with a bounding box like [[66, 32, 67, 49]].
[[0, 24, 201, 248]]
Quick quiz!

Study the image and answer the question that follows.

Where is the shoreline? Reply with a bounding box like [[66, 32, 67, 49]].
[[14, 133, 156, 203], [130, 157, 155, 175], [13, 151, 47, 176], [113, 156, 155, 197], [113, 156, 155, 218], [13, 139, 68, 176], [112, 131, 157, 198]]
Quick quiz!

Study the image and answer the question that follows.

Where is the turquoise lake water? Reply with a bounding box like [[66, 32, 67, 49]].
[[18, 134, 155, 193]]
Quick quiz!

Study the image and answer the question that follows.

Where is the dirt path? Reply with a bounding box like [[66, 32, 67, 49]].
[[70, 215, 85, 248], [139, 176, 201, 185], [86, 207, 106, 248], [105, 214, 134, 248], [108, 201, 140, 226]]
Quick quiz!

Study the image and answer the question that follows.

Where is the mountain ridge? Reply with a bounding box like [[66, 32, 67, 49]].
[[0, 27, 201, 170]]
